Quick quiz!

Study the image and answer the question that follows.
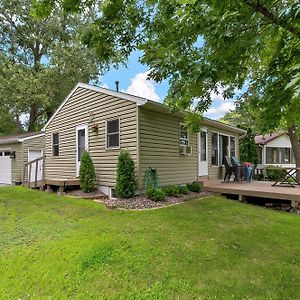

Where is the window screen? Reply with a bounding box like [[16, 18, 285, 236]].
[[52, 133, 59, 156], [107, 119, 120, 148]]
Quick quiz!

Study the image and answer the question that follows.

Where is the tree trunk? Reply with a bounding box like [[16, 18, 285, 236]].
[[28, 104, 37, 132], [288, 126, 300, 180]]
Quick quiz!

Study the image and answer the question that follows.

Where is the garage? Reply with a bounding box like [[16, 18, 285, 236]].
[[0, 150, 12, 184], [0, 132, 45, 185]]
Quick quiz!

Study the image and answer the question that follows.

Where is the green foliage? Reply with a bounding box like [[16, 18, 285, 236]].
[[79, 151, 96, 193], [144, 167, 159, 190], [115, 150, 137, 198], [239, 128, 259, 168], [178, 185, 189, 195], [187, 182, 202, 193], [146, 187, 166, 202], [0, 0, 103, 133], [163, 185, 180, 197], [266, 166, 285, 181]]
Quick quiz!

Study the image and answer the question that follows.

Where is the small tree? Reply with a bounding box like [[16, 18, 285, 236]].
[[115, 150, 137, 198], [239, 128, 259, 167], [79, 151, 96, 193]]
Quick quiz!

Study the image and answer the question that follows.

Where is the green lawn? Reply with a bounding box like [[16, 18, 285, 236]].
[[0, 187, 300, 299]]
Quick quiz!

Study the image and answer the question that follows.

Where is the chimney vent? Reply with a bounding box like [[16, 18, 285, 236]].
[[115, 80, 119, 92]]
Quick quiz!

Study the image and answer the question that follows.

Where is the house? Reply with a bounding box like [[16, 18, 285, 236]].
[[0, 132, 45, 185], [42, 82, 245, 196], [255, 132, 295, 169]]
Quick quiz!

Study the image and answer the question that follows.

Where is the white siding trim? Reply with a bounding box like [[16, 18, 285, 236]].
[[17, 133, 45, 142]]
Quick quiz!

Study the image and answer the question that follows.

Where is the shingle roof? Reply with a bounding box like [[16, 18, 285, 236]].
[[0, 132, 43, 144], [255, 132, 287, 145]]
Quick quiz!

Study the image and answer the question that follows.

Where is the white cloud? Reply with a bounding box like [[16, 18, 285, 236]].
[[101, 83, 109, 89], [126, 71, 160, 102], [206, 101, 235, 115]]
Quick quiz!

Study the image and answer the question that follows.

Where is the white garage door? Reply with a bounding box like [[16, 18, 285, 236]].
[[0, 150, 12, 184], [28, 150, 43, 182]]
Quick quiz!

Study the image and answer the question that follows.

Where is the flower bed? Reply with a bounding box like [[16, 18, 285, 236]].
[[104, 191, 209, 210]]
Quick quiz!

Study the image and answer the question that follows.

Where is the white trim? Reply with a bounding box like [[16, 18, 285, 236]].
[[17, 133, 45, 142], [42, 82, 148, 131], [0, 147, 12, 185], [76, 124, 89, 177], [105, 118, 121, 150]]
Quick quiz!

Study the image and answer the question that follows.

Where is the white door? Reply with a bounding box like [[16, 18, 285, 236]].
[[198, 129, 208, 176], [0, 150, 12, 184], [76, 125, 89, 177], [28, 150, 43, 182]]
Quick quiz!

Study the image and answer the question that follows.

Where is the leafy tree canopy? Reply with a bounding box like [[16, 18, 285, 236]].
[[0, 0, 120, 134]]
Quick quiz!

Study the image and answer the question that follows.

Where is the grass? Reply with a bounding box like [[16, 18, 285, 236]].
[[0, 187, 300, 299]]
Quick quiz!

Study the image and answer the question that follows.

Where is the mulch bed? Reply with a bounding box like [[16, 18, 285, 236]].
[[104, 192, 210, 210], [66, 189, 210, 210]]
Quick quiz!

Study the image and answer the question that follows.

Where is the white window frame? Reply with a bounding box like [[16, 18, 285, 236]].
[[52, 132, 60, 157], [211, 132, 236, 166], [211, 131, 220, 167], [106, 118, 120, 150], [179, 122, 189, 146]]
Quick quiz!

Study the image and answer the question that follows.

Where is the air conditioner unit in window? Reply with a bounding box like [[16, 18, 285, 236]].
[[179, 145, 192, 156]]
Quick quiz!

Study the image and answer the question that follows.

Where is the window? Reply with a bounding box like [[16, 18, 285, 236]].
[[4, 151, 10, 156], [180, 123, 189, 146], [52, 133, 59, 157], [106, 119, 120, 149], [230, 136, 236, 157], [266, 147, 293, 164], [219, 135, 229, 165], [200, 131, 207, 161], [211, 132, 218, 166]]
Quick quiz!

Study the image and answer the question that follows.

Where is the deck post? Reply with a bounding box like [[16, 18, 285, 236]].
[[238, 194, 246, 202], [35, 161, 38, 188], [28, 163, 32, 188], [57, 186, 64, 196]]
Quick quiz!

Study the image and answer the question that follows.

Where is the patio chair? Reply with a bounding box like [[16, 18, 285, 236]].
[[223, 156, 234, 182], [231, 157, 243, 181]]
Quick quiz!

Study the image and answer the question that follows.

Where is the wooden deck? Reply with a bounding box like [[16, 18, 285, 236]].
[[203, 180, 300, 202]]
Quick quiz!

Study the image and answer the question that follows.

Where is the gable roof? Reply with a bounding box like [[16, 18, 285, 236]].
[[255, 132, 287, 145], [42, 82, 246, 135], [42, 82, 148, 131], [0, 132, 45, 145]]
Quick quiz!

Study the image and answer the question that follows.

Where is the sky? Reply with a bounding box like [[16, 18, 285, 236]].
[[101, 50, 236, 120]]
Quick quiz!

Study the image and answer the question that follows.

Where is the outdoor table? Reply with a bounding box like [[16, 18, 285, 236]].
[[272, 168, 300, 187]]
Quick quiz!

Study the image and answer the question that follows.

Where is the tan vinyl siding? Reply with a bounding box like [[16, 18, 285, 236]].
[[45, 87, 138, 187], [139, 107, 197, 188], [207, 128, 240, 180]]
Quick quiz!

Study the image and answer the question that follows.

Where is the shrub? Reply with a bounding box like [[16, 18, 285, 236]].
[[146, 187, 166, 202], [178, 185, 189, 195], [79, 151, 96, 193], [266, 165, 285, 181], [163, 185, 180, 197], [186, 182, 202, 193], [115, 150, 137, 198]]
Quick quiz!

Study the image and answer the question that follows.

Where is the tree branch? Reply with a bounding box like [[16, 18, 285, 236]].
[[241, 0, 300, 39]]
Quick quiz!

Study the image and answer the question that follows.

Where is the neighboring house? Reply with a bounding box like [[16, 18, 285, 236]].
[[0, 132, 45, 185], [255, 132, 295, 169], [43, 82, 245, 196]]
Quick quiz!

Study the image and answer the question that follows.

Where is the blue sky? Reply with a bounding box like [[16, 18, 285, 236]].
[[101, 50, 236, 120]]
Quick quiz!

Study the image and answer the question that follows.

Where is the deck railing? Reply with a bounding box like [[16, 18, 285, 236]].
[[23, 155, 45, 188]]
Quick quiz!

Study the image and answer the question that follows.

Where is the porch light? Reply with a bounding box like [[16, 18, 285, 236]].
[[10, 151, 16, 159]]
